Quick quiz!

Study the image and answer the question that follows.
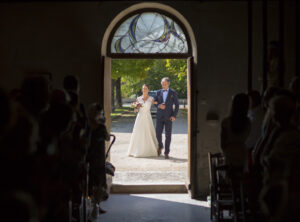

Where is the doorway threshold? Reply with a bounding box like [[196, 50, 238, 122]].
[[111, 183, 188, 194], [113, 171, 187, 184]]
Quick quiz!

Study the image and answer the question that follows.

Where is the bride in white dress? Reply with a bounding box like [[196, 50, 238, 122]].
[[127, 84, 158, 157]]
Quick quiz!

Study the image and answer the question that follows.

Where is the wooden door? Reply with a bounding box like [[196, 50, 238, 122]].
[[187, 56, 198, 198]]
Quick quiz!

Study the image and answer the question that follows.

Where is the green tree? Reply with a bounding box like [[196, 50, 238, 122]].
[[142, 60, 168, 92], [111, 59, 154, 108], [165, 59, 187, 98], [142, 59, 187, 98], [112, 59, 187, 106]]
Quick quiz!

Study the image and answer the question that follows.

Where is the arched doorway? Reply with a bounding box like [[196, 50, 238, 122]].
[[101, 3, 198, 198]]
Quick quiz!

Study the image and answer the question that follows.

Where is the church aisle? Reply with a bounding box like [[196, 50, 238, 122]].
[[98, 194, 210, 222]]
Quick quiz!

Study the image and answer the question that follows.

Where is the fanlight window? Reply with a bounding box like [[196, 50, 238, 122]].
[[111, 12, 188, 54]]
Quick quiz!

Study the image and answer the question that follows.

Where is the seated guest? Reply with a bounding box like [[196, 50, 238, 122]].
[[63, 75, 87, 127], [251, 86, 280, 166], [246, 90, 265, 150], [220, 93, 250, 169], [38, 102, 74, 155], [1, 103, 38, 191], [259, 89, 297, 162], [63, 74, 80, 95], [87, 103, 110, 219], [2, 190, 39, 222], [247, 88, 293, 219], [246, 90, 265, 170], [49, 88, 85, 220], [68, 92, 85, 140], [50, 89, 70, 106], [19, 76, 50, 119], [63, 75, 89, 157], [0, 88, 40, 219], [259, 95, 300, 220]]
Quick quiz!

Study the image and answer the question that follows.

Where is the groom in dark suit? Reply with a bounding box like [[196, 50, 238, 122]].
[[154, 77, 179, 159]]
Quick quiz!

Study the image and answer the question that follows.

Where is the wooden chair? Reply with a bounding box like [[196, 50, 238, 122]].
[[67, 160, 88, 222], [227, 167, 247, 222], [208, 152, 237, 222]]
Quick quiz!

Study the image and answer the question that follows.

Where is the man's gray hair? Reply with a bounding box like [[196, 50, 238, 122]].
[[161, 77, 170, 83]]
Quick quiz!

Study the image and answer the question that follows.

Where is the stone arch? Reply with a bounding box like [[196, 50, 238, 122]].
[[101, 2, 199, 197]]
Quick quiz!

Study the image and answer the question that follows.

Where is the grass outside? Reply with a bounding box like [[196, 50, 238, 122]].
[[111, 106, 136, 118], [111, 106, 188, 119], [111, 107, 157, 120]]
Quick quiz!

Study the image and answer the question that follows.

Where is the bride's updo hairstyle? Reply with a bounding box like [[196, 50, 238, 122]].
[[143, 84, 150, 90]]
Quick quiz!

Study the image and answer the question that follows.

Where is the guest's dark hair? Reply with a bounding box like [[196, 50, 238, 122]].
[[269, 95, 296, 126], [50, 89, 70, 106], [68, 91, 79, 108], [87, 102, 105, 123], [20, 76, 50, 117], [40, 103, 74, 140], [262, 86, 281, 110], [276, 88, 297, 102], [230, 93, 249, 132], [63, 75, 79, 92]]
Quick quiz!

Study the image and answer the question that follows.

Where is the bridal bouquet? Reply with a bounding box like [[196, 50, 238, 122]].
[[130, 101, 143, 113]]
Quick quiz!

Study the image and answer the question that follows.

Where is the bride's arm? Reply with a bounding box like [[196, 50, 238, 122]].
[[151, 97, 158, 104]]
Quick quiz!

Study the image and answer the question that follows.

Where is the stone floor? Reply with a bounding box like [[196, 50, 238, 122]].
[[110, 109, 188, 185], [96, 110, 210, 221], [97, 194, 210, 222]]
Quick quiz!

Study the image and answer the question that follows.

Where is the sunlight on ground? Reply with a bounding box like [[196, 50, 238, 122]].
[[130, 194, 210, 208], [110, 109, 188, 184]]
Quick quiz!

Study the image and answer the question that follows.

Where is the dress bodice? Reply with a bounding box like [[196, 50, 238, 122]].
[[137, 96, 153, 114]]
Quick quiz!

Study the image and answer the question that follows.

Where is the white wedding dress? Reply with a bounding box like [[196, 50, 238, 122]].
[[127, 96, 158, 157]]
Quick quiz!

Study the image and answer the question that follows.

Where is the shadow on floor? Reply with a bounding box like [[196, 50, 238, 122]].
[[98, 194, 210, 222]]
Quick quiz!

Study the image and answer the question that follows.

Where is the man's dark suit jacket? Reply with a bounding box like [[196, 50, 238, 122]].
[[155, 89, 179, 120]]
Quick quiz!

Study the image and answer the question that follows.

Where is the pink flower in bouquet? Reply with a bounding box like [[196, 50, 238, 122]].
[[130, 101, 143, 112]]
